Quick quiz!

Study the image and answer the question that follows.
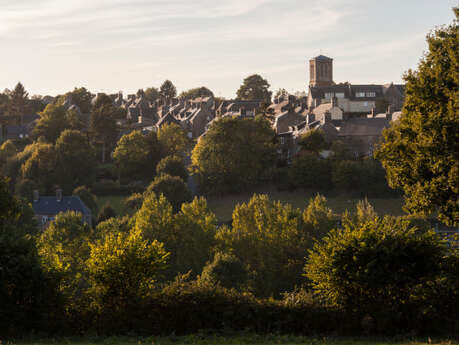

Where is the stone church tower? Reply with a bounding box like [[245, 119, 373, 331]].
[[309, 55, 334, 87]]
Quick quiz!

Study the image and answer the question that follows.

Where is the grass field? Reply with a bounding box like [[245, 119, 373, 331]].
[[10, 335, 458, 345], [94, 188, 404, 223]]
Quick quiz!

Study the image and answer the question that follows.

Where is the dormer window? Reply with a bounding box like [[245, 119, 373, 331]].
[[356, 92, 365, 97], [366, 92, 376, 97]]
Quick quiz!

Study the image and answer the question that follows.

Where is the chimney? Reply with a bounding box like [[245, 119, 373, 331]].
[[56, 188, 62, 202], [33, 189, 39, 203]]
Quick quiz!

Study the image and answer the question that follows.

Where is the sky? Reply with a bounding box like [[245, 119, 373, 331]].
[[0, 0, 457, 98]]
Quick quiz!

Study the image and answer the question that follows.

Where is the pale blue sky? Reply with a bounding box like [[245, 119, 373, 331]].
[[0, 0, 456, 98]]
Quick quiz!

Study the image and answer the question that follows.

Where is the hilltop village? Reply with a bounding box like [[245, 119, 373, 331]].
[[0, 55, 404, 160]]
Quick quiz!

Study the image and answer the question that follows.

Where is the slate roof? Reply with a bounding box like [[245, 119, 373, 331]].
[[32, 196, 91, 217], [338, 118, 390, 137], [312, 55, 333, 61]]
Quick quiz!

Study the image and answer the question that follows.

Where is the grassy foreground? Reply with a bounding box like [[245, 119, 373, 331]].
[[10, 335, 458, 345]]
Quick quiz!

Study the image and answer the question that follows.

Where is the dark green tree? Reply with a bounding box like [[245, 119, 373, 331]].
[[179, 86, 214, 100], [146, 174, 192, 212], [297, 129, 328, 154], [144, 87, 160, 102], [192, 116, 277, 193], [7, 82, 29, 122], [375, 11, 459, 226], [55, 130, 96, 192], [156, 155, 188, 181], [113, 130, 162, 181], [72, 186, 98, 216], [305, 217, 446, 317], [97, 204, 117, 223], [236, 74, 272, 102], [89, 100, 119, 163], [157, 122, 191, 157], [32, 104, 71, 143], [160, 80, 177, 100]]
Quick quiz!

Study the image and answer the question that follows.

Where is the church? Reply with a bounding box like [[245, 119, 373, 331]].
[[307, 55, 405, 119]]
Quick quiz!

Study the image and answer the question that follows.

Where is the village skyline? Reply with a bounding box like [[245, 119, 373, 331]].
[[1, 0, 457, 98]]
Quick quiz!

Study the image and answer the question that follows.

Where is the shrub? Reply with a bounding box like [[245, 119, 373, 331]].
[[146, 174, 192, 212], [97, 204, 117, 223], [156, 155, 188, 181], [305, 216, 447, 331], [289, 151, 331, 190], [200, 251, 250, 291]]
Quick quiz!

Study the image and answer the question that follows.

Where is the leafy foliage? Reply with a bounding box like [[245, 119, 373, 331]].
[[305, 216, 445, 316], [146, 174, 192, 212], [113, 130, 162, 181], [134, 194, 217, 280], [87, 229, 169, 312], [33, 104, 72, 143], [297, 129, 328, 153], [55, 130, 96, 192], [216, 194, 334, 297], [180, 86, 214, 100], [156, 155, 188, 181], [160, 80, 177, 100], [375, 12, 459, 226], [236, 74, 272, 102], [157, 122, 191, 157], [192, 116, 277, 193]]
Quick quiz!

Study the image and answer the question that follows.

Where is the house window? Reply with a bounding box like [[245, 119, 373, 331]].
[[280, 137, 285, 145], [366, 92, 376, 97], [324, 92, 333, 99], [356, 92, 365, 97], [335, 92, 344, 98]]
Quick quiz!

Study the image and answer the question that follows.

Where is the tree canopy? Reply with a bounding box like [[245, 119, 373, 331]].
[[192, 116, 277, 192], [236, 74, 272, 102], [160, 80, 177, 100], [375, 11, 459, 226], [180, 87, 214, 100]]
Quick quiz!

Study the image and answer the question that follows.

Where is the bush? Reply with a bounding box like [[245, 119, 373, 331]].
[[200, 251, 250, 291], [289, 151, 331, 190], [156, 155, 188, 181], [146, 174, 192, 212], [305, 216, 448, 332], [97, 204, 117, 223]]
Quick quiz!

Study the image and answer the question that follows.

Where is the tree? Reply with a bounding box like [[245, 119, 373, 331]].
[[73, 186, 98, 217], [38, 211, 92, 307], [134, 194, 216, 280], [0, 179, 55, 336], [180, 86, 214, 100], [87, 229, 169, 313], [375, 11, 459, 226], [157, 123, 191, 157], [192, 116, 277, 193], [156, 155, 188, 181], [200, 252, 250, 291], [57, 87, 93, 114], [216, 194, 320, 297], [305, 217, 446, 317], [236, 74, 272, 102], [289, 151, 331, 190], [297, 129, 328, 153], [97, 204, 117, 223], [55, 130, 96, 192], [89, 101, 119, 163], [0, 140, 17, 166], [113, 130, 162, 181], [7, 82, 29, 121], [146, 174, 192, 212], [144, 87, 160, 102], [32, 104, 71, 143], [20, 143, 57, 192], [160, 80, 177, 100]]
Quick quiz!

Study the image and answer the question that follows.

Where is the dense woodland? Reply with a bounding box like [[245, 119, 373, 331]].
[[0, 8, 458, 339]]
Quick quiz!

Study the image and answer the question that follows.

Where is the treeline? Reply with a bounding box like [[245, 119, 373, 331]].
[[1, 175, 457, 337]]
